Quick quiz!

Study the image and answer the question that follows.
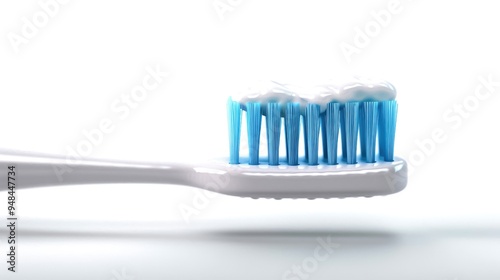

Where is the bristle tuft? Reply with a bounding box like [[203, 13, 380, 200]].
[[340, 107, 347, 161], [361, 101, 379, 163], [321, 114, 328, 161], [325, 102, 340, 165], [344, 102, 359, 164], [379, 100, 397, 162], [306, 103, 320, 165], [285, 103, 300, 165], [266, 103, 281, 165], [302, 114, 308, 161], [227, 98, 241, 164], [246, 102, 262, 165]]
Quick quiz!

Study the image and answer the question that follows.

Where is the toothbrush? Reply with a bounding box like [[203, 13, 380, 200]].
[[1, 80, 407, 199]]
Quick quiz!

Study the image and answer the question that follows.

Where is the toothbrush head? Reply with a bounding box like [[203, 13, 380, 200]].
[[224, 80, 407, 198]]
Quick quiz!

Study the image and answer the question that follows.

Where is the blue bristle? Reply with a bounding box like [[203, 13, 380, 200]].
[[227, 98, 242, 164], [246, 102, 262, 165], [306, 103, 320, 165], [378, 104, 386, 159], [361, 101, 379, 163], [380, 100, 397, 162], [359, 104, 366, 159], [302, 114, 308, 161], [285, 103, 300, 165], [340, 106, 347, 161], [266, 103, 281, 165], [325, 102, 340, 165], [285, 120, 289, 162], [344, 102, 359, 164], [321, 113, 328, 161], [228, 96, 397, 166]]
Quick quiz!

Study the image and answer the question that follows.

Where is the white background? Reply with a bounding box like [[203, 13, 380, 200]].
[[0, 0, 499, 279]]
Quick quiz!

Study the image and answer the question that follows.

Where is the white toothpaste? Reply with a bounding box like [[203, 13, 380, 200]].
[[234, 78, 396, 114]]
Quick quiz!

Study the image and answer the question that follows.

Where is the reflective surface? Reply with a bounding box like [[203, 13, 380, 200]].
[[0, 214, 498, 280]]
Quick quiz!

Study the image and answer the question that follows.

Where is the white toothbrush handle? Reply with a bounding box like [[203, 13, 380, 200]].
[[0, 149, 408, 199], [0, 149, 196, 190]]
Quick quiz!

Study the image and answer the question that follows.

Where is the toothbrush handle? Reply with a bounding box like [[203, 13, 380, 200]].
[[0, 149, 194, 189]]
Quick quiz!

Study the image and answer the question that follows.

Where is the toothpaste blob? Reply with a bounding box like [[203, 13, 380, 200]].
[[234, 78, 397, 114], [234, 81, 298, 113]]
